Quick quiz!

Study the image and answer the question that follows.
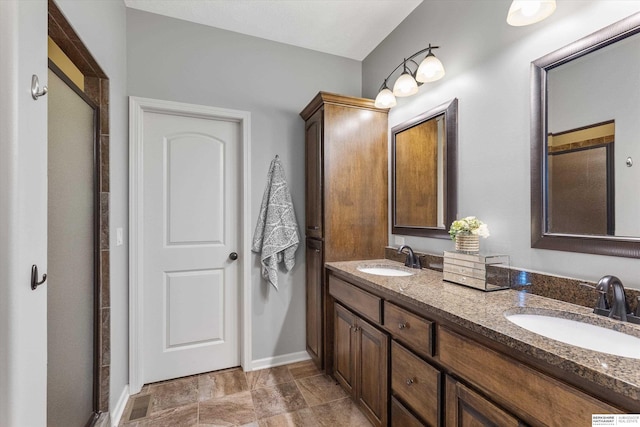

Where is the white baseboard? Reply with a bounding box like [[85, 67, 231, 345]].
[[110, 384, 130, 427], [247, 351, 311, 372]]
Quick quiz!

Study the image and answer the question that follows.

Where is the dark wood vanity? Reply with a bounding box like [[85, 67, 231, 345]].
[[323, 261, 639, 427]]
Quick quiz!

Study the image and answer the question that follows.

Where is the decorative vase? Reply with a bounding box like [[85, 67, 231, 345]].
[[455, 234, 480, 253]]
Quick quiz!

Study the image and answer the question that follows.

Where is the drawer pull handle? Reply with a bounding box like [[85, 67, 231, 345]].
[[398, 322, 407, 329], [406, 378, 415, 386]]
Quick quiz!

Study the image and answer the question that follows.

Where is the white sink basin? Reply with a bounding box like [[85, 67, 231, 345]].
[[505, 311, 640, 359], [357, 266, 414, 277]]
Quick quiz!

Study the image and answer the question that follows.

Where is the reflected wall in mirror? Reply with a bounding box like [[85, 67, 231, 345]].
[[392, 98, 457, 238], [531, 12, 640, 258]]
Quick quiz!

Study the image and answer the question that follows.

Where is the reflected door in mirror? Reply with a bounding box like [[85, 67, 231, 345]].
[[547, 122, 614, 235], [395, 116, 442, 228]]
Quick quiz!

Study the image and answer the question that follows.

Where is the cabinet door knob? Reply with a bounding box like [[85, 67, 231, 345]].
[[398, 322, 407, 329], [406, 378, 415, 386]]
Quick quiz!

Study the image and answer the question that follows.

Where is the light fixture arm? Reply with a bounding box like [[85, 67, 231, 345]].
[[374, 43, 444, 109], [378, 44, 440, 88]]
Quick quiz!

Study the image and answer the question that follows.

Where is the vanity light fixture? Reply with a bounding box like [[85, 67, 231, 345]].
[[374, 44, 445, 109], [506, 0, 556, 26]]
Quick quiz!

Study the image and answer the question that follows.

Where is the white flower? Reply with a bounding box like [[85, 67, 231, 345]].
[[476, 223, 490, 238], [448, 216, 490, 240]]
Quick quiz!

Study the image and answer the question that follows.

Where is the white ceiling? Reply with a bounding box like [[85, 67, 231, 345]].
[[124, 0, 423, 61]]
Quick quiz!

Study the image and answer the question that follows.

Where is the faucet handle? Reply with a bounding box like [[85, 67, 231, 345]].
[[594, 277, 610, 310], [595, 289, 609, 310], [414, 256, 422, 269]]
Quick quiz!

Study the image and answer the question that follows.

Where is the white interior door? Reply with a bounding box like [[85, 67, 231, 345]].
[[141, 108, 241, 384]]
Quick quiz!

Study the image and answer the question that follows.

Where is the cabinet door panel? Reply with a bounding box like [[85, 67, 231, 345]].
[[306, 238, 323, 368], [323, 103, 388, 261], [334, 303, 355, 394], [445, 376, 520, 427], [391, 397, 425, 427], [358, 317, 389, 427], [305, 109, 323, 239]]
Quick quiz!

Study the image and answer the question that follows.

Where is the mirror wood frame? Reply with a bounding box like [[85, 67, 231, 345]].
[[392, 98, 458, 238], [531, 12, 640, 258]]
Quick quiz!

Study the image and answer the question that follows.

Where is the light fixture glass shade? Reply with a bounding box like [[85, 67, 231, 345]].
[[393, 72, 419, 97], [416, 54, 445, 83], [374, 88, 397, 108], [507, 0, 556, 26]]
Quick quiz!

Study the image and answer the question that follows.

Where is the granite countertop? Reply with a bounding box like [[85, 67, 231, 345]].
[[325, 259, 640, 403]]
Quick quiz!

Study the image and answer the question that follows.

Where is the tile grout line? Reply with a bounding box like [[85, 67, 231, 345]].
[[196, 372, 200, 426]]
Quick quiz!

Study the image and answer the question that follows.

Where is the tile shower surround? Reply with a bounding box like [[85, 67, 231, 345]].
[[384, 247, 640, 313], [119, 361, 373, 426]]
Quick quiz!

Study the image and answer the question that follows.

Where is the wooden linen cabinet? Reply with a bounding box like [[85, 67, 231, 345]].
[[300, 92, 389, 370]]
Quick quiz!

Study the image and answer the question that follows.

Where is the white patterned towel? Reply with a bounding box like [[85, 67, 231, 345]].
[[251, 157, 300, 289]]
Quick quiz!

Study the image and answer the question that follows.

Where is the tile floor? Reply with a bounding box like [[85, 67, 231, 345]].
[[119, 360, 373, 426]]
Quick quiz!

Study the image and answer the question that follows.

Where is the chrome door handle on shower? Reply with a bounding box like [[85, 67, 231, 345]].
[[31, 264, 47, 290]]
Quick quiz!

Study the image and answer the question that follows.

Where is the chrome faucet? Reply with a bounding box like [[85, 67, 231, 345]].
[[595, 275, 630, 322], [397, 245, 421, 269]]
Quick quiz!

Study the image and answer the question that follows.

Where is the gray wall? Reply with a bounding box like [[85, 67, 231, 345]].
[[54, 0, 129, 411], [126, 8, 362, 362], [363, 0, 640, 289]]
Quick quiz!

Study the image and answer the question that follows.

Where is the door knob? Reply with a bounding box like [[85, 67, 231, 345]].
[[229, 252, 238, 261]]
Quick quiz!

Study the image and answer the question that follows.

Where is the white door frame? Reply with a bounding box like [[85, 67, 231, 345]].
[[0, 1, 48, 425], [129, 96, 252, 394]]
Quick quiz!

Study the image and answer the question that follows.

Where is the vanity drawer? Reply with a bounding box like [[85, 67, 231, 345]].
[[383, 302, 433, 358], [391, 396, 425, 427], [329, 275, 381, 324], [391, 340, 441, 426], [438, 326, 622, 426]]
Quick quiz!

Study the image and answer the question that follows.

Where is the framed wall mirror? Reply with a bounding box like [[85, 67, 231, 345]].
[[392, 98, 457, 238], [531, 12, 640, 258]]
